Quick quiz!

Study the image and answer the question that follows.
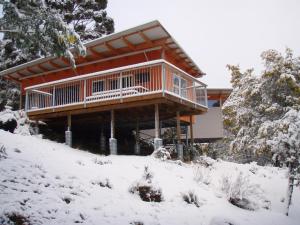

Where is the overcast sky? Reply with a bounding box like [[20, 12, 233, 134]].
[[108, 0, 300, 88]]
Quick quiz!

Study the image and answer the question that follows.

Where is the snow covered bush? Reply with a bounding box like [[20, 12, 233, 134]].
[[129, 166, 163, 202], [0, 107, 17, 133], [151, 147, 172, 161], [91, 178, 112, 189], [194, 166, 211, 185], [0, 144, 7, 160], [223, 48, 300, 215], [0, 212, 31, 225], [0, 108, 36, 135], [220, 172, 266, 210], [182, 191, 201, 208]]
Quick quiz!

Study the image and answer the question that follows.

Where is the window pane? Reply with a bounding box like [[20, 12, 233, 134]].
[[109, 79, 119, 90], [92, 80, 104, 93]]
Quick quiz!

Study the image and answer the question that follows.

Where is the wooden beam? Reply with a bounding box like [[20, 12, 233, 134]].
[[104, 42, 119, 55], [122, 37, 136, 50], [89, 48, 105, 58], [60, 57, 70, 66], [139, 31, 152, 45], [49, 61, 62, 69], [5, 74, 21, 84], [26, 67, 36, 74], [37, 64, 49, 72]]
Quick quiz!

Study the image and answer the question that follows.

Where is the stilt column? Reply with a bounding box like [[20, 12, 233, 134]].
[[100, 127, 106, 153], [176, 111, 183, 160], [134, 119, 141, 155], [65, 114, 72, 147], [109, 110, 117, 155], [190, 115, 194, 150], [154, 104, 162, 150]]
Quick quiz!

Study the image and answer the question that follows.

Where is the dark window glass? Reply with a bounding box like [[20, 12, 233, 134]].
[[135, 72, 150, 83], [92, 80, 105, 93], [109, 79, 119, 90], [208, 100, 220, 108], [122, 76, 133, 88]]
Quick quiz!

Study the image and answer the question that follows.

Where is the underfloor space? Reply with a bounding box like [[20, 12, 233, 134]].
[[39, 113, 189, 155]]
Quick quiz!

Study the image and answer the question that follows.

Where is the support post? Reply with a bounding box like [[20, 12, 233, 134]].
[[100, 127, 106, 153], [25, 91, 29, 111], [134, 119, 140, 155], [34, 120, 39, 135], [83, 79, 87, 108], [176, 111, 183, 160], [189, 115, 194, 149], [65, 114, 72, 147], [154, 104, 162, 150], [109, 109, 117, 155], [19, 83, 22, 110]]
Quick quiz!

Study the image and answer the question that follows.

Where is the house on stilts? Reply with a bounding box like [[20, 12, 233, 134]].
[[0, 21, 208, 157]]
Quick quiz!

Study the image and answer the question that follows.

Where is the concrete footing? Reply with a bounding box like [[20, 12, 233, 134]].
[[176, 143, 183, 160], [109, 138, 117, 155], [65, 130, 72, 147], [154, 138, 163, 150]]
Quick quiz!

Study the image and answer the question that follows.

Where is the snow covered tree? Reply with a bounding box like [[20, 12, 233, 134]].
[[46, 0, 114, 42], [223, 49, 300, 215], [0, 0, 114, 110]]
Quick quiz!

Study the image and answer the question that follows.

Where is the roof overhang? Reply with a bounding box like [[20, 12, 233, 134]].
[[0, 20, 205, 81]]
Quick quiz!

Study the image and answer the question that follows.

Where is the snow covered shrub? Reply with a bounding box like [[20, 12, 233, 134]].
[[220, 172, 263, 210], [93, 158, 112, 165], [223, 49, 300, 215], [130, 221, 144, 225], [182, 191, 201, 208], [194, 156, 215, 168], [91, 178, 112, 189], [0, 107, 17, 133], [129, 166, 163, 202], [151, 147, 172, 161], [194, 166, 211, 185], [0, 212, 31, 225], [0, 144, 7, 159]]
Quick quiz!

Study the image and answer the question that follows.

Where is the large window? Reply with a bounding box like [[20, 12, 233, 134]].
[[92, 80, 105, 93]]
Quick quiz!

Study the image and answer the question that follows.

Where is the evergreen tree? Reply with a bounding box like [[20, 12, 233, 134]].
[[0, 0, 114, 110], [223, 49, 300, 215]]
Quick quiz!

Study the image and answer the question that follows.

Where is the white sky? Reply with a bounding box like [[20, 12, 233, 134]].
[[107, 0, 300, 88]]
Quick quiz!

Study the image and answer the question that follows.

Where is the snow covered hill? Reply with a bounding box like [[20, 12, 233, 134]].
[[0, 130, 299, 225]]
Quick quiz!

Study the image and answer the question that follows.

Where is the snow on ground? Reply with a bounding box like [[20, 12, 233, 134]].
[[0, 130, 299, 225]]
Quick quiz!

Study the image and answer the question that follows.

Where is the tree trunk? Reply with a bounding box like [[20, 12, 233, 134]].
[[285, 164, 295, 216]]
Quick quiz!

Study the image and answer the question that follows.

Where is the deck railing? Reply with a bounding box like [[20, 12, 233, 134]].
[[25, 60, 207, 112]]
